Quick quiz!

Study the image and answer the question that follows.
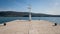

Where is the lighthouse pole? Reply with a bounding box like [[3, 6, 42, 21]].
[[28, 5, 32, 21]]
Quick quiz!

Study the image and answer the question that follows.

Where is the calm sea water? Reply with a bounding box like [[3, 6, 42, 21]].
[[0, 17, 60, 24]]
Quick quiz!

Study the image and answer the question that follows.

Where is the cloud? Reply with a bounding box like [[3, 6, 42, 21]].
[[43, 8, 60, 15], [0, 7, 17, 11], [49, 2, 60, 9], [48, 0, 60, 15]]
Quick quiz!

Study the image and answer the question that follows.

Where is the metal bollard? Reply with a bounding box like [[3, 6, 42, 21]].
[[4, 23, 6, 26]]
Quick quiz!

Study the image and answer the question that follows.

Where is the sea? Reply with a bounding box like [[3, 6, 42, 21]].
[[0, 17, 60, 24]]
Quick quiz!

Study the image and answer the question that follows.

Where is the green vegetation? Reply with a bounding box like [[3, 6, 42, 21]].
[[0, 11, 60, 17]]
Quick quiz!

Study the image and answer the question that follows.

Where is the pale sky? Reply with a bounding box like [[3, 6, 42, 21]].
[[0, 0, 60, 15]]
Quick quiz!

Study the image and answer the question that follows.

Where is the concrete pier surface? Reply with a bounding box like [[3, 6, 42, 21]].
[[0, 20, 60, 34]]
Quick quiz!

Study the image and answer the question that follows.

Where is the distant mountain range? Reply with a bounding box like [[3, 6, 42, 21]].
[[0, 11, 60, 17]]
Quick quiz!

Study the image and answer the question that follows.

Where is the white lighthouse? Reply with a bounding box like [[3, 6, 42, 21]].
[[28, 5, 32, 21]]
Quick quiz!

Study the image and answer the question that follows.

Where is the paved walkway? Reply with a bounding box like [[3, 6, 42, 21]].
[[0, 20, 60, 34]]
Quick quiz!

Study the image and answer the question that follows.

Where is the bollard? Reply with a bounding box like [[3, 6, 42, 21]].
[[4, 23, 6, 26]]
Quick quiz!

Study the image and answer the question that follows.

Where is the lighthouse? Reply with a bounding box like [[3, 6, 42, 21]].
[[28, 5, 32, 21]]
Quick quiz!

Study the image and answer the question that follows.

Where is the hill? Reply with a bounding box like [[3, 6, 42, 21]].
[[0, 11, 60, 17]]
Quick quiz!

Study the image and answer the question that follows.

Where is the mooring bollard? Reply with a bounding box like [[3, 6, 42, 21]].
[[53, 23, 57, 26], [54, 23, 57, 26], [4, 23, 6, 26]]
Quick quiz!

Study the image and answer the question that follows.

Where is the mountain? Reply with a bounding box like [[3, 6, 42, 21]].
[[0, 11, 60, 17]]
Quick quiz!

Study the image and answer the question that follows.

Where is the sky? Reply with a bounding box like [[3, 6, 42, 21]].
[[0, 0, 60, 15]]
